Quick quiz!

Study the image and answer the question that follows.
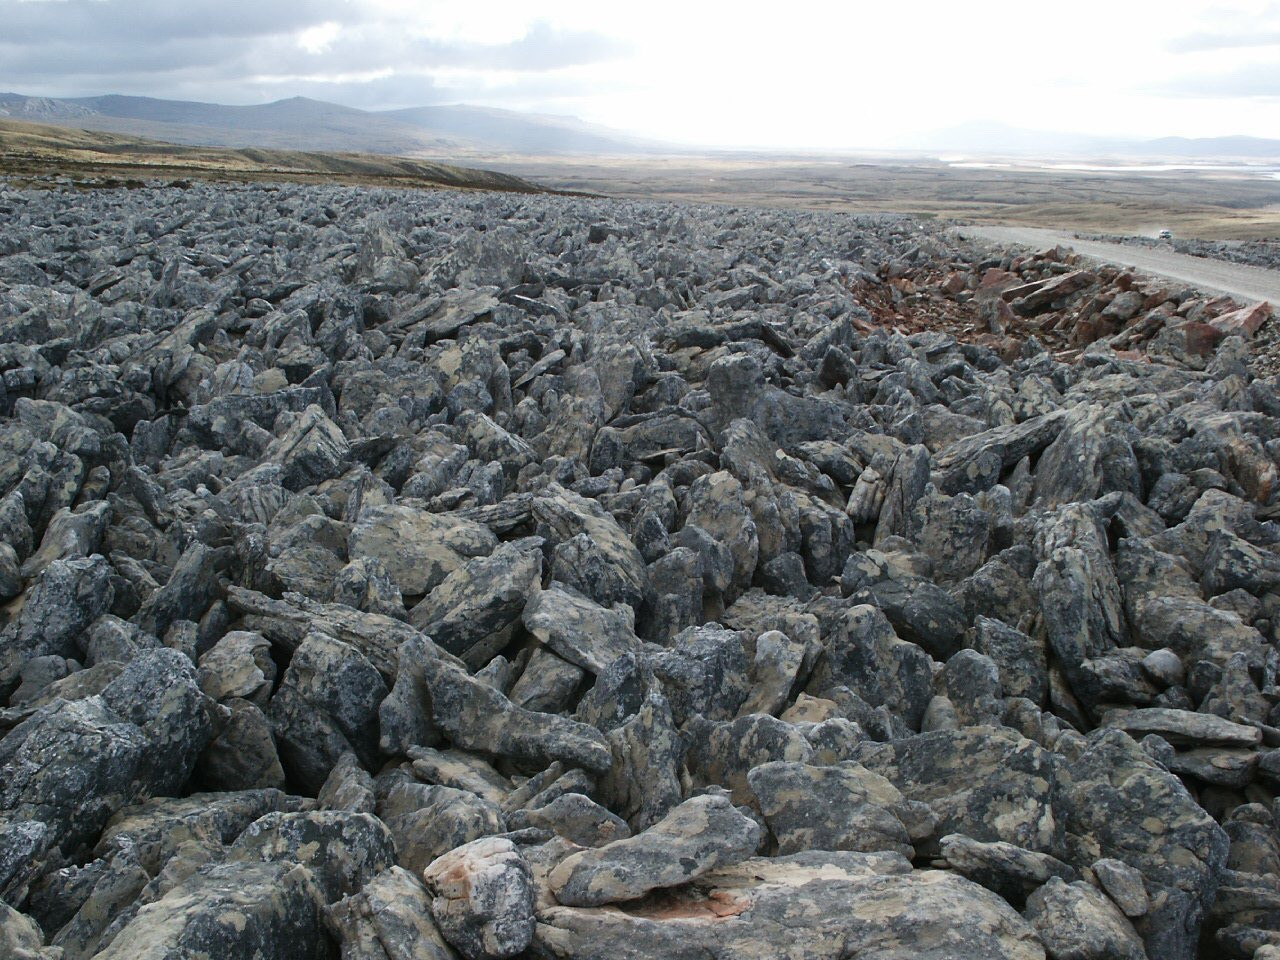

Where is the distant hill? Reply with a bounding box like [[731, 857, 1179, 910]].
[[1140, 136, 1280, 159], [902, 121, 1280, 161], [382, 104, 657, 155], [0, 116, 549, 194], [0, 92, 661, 156]]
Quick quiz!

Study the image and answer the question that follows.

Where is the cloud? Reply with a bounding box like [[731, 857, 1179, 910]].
[[1168, 29, 1280, 52], [1167, 2, 1280, 51], [0, 0, 357, 43], [0, 2, 630, 110], [408, 21, 631, 71], [1154, 63, 1280, 99], [298, 22, 342, 55]]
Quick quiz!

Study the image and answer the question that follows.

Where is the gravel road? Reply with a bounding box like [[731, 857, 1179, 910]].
[[961, 225, 1280, 306]]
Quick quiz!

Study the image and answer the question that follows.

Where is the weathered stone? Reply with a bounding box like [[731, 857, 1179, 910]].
[[0, 554, 112, 699], [548, 794, 762, 907], [1060, 729, 1228, 960], [423, 837, 535, 960], [420, 654, 612, 773], [1093, 858, 1150, 918], [806, 604, 934, 731], [749, 760, 933, 858], [1101, 707, 1262, 748], [348, 504, 497, 597], [853, 727, 1062, 857], [506, 793, 630, 848], [535, 853, 1045, 959], [378, 775, 505, 875], [264, 404, 351, 491], [409, 539, 542, 670], [648, 623, 751, 725], [685, 713, 815, 804], [198, 630, 275, 705], [317, 751, 376, 812], [227, 809, 397, 903], [1024, 877, 1147, 960], [268, 629, 388, 794], [92, 860, 330, 960], [521, 583, 641, 674], [325, 866, 458, 960], [533, 484, 649, 608]]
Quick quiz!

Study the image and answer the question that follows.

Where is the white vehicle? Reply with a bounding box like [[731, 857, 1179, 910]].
[[1158, 229, 1173, 241]]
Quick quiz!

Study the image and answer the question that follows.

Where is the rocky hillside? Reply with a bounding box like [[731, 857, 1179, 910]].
[[0, 181, 1278, 960]]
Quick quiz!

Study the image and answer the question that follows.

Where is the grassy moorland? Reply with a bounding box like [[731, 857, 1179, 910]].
[[482, 153, 1280, 240], [0, 118, 547, 194]]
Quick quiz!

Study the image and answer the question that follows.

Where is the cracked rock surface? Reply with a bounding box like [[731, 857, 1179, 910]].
[[0, 178, 1279, 958]]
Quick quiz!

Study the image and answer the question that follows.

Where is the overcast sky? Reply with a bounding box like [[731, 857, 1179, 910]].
[[3, 0, 1279, 149]]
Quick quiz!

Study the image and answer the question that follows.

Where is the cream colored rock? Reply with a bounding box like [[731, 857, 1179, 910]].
[[549, 794, 761, 907], [348, 504, 497, 596], [536, 852, 1045, 960]]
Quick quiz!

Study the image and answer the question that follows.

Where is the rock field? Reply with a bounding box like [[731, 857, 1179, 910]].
[[1, 179, 1280, 960], [1075, 234, 1280, 274]]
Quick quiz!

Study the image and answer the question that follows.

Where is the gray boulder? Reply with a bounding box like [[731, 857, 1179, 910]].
[[548, 793, 762, 907], [423, 837, 535, 960]]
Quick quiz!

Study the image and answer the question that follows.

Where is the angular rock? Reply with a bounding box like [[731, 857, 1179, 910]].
[[420, 655, 612, 773], [423, 837, 535, 960], [326, 866, 458, 960], [853, 727, 1062, 857], [533, 484, 649, 608], [548, 794, 762, 907], [227, 809, 397, 903], [348, 504, 497, 597], [92, 860, 330, 960], [1024, 877, 1147, 960], [1060, 729, 1228, 960], [268, 629, 388, 794], [749, 760, 933, 858], [536, 853, 1045, 959], [521, 583, 641, 674], [409, 539, 542, 670], [1101, 707, 1262, 748]]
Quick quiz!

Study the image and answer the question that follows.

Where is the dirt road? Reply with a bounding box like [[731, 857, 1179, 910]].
[[960, 225, 1280, 306]]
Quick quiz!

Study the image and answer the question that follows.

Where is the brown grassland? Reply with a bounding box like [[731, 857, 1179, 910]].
[[3, 118, 1278, 241], [479, 153, 1280, 240], [0, 118, 546, 194]]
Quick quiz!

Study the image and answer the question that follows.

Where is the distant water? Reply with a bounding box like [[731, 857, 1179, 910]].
[[946, 159, 1280, 180]]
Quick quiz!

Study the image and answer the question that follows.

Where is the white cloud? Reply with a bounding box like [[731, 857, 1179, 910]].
[[2, 0, 1278, 146], [298, 21, 341, 55]]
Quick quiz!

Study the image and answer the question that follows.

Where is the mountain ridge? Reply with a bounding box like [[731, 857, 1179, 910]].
[[907, 120, 1280, 160], [2, 92, 1277, 160], [0, 91, 661, 156]]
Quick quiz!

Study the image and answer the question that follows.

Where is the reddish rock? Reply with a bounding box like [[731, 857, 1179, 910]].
[[941, 272, 969, 296], [1182, 321, 1226, 357], [1074, 315, 1118, 346], [1210, 302, 1272, 339], [978, 268, 1018, 293], [1008, 270, 1097, 316], [1071, 318, 1100, 346]]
